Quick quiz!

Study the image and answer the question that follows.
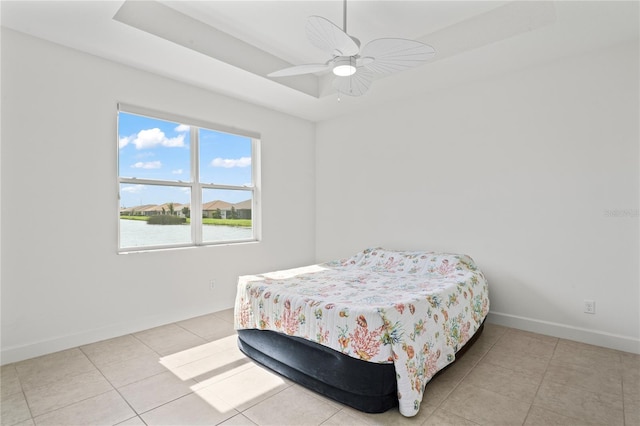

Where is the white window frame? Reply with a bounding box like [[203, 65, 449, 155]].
[[117, 103, 261, 253]]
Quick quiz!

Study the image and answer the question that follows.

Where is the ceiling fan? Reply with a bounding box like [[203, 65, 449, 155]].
[[267, 0, 436, 97]]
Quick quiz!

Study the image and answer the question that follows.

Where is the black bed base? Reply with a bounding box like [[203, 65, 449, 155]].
[[237, 322, 484, 414]]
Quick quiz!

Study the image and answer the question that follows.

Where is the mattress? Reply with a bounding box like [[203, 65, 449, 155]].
[[234, 247, 490, 417], [237, 321, 484, 414], [237, 328, 398, 413]]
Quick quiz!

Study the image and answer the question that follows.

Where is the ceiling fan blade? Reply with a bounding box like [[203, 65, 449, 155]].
[[332, 68, 374, 97], [306, 16, 360, 57], [268, 63, 331, 77], [360, 38, 436, 74]]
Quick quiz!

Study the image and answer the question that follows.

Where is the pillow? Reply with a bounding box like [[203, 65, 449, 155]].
[[330, 247, 477, 276]]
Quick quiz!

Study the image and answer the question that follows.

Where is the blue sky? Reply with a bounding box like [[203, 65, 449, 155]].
[[118, 112, 253, 207]]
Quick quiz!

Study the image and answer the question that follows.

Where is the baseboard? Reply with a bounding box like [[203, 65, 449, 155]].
[[487, 311, 640, 354], [0, 308, 222, 365]]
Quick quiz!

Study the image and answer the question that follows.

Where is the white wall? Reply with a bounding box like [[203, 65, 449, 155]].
[[2, 29, 638, 364], [1, 29, 316, 364], [316, 41, 639, 353]]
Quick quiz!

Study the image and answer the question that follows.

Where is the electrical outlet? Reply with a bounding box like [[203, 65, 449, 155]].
[[209, 280, 216, 290], [584, 299, 595, 314]]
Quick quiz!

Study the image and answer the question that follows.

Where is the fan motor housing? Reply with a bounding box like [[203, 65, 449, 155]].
[[333, 56, 357, 76]]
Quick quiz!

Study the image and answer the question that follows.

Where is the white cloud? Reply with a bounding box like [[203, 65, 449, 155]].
[[132, 161, 162, 169], [131, 128, 185, 149], [172, 169, 184, 175], [210, 157, 251, 168], [175, 124, 190, 132], [119, 135, 132, 149]]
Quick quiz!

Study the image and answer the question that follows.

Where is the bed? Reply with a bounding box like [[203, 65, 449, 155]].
[[234, 247, 490, 417]]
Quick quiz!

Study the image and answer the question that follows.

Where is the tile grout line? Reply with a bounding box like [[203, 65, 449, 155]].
[[27, 333, 130, 423], [234, 376, 295, 415], [16, 368, 35, 426], [235, 384, 320, 426], [18, 349, 114, 424], [78, 343, 149, 425], [29, 389, 118, 425], [89, 333, 208, 423], [173, 321, 212, 341], [81, 333, 166, 388], [619, 351, 628, 426], [520, 338, 614, 425], [519, 336, 559, 425]]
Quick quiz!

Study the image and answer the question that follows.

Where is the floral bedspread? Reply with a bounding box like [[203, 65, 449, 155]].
[[234, 248, 490, 417]]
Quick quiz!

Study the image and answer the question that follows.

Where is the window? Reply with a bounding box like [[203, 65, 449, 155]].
[[117, 104, 260, 251]]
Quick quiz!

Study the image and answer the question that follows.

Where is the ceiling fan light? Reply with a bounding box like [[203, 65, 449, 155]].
[[333, 57, 356, 76]]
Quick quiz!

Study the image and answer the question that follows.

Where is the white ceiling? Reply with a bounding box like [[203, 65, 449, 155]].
[[2, 0, 638, 122]]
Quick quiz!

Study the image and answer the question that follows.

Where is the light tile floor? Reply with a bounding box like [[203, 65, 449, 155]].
[[1, 309, 639, 425]]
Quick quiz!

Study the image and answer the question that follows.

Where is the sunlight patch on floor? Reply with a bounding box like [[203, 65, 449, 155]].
[[158, 333, 289, 412]]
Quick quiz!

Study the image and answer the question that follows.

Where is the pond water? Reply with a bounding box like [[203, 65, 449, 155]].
[[119, 219, 253, 248]]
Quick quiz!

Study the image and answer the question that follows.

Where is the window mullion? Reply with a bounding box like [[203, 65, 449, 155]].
[[200, 183, 252, 191], [251, 137, 260, 241], [191, 128, 202, 245], [118, 178, 192, 187]]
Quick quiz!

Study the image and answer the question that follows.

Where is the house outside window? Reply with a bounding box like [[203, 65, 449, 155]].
[[117, 104, 260, 252]]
